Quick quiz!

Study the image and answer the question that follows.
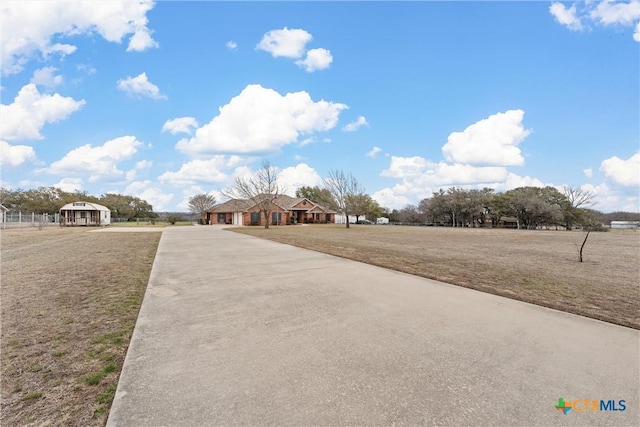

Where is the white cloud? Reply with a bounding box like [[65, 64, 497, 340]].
[[127, 28, 158, 52], [256, 27, 312, 58], [0, 84, 85, 141], [117, 72, 166, 100], [492, 173, 546, 192], [549, 2, 584, 31], [367, 146, 383, 158], [176, 84, 347, 156], [1, 0, 157, 75], [343, 116, 368, 132], [277, 163, 323, 195], [125, 159, 153, 181], [226, 41, 238, 50], [372, 188, 411, 210], [0, 140, 37, 167], [176, 185, 206, 210], [581, 182, 639, 212], [600, 152, 640, 186], [46, 135, 142, 181], [53, 177, 83, 193], [299, 137, 316, 146], [550, 1, 640, 41], [157, 156, 246, 186], [124, 180, 173, 212], [584, 168, 593, 178], [31, 67, 63, 88], [441, 109, 530, 166], [76, 63, 97, 75], [162, 117, 199, 135], [381, 156, 433, 178], [590, 0, 640, 26], [295, 48, 333, 72]]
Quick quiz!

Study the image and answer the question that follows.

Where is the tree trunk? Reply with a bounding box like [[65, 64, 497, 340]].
[[579, 230, 590, 262]]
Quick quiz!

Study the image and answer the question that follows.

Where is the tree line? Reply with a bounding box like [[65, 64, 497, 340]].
[[0, 187, 156, 220], [388, 186, 637, 230]]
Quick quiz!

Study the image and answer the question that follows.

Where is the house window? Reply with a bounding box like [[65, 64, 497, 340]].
[[217, 213, 226, 223], [271, 212, 282, 225], [80, 211, 86, 219], [250, 212, 261, 224], [326, 213, 332, 223], [73, 202, 85, 207]]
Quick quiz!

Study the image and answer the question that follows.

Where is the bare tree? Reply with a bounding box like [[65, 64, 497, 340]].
[[576, 210, 603, 262], [561, 185, 596, 230], [188, 193, 217, 222], [323, 170, 364, 228], [221, 160, 282, 229], [562, 185, 595, 208]]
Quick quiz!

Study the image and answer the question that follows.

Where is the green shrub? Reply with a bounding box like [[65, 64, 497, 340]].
[[165, 214, 183, 225]]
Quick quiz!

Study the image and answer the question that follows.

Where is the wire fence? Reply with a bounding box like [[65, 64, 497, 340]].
[[1, 212, 60, 228]]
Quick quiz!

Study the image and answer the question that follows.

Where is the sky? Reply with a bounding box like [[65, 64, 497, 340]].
[[1, 1, 639, 213]]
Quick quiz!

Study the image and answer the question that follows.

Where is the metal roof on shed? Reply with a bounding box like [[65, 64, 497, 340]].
[[59, 201, 111, 211]]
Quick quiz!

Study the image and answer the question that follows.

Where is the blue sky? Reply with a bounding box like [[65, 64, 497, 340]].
[[1, 1, 639, 212]]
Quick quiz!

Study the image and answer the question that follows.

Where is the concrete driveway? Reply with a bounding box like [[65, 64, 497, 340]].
[[107, 226, 638, 426]]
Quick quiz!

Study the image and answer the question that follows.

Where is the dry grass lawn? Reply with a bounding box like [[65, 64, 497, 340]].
[[233, 224, 640, 329], [1, 227, 160, 426]]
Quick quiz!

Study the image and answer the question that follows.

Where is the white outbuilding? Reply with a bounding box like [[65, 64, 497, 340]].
[[610, 221, 639, 229], [376, 217, 390, 225], [60, 201, 111, 226]]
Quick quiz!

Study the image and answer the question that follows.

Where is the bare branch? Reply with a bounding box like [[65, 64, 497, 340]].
[[562, 185, 595, 208], [323, 169, 364, 228], [221, 160, 282, 229], [187, 193, 217, 215]]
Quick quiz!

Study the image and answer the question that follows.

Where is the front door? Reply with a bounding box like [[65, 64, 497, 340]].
[[233, 212, 242, 225]]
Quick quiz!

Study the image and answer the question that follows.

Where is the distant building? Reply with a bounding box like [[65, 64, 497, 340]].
[[60, 201, 111, 226], [610, 221, 639, 229], [0, 204, 7, 224], [376, 217, 390, 225], [335, 214, 359, 224]]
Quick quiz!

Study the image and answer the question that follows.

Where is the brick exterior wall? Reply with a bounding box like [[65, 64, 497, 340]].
[[244, 204, 289, 226]]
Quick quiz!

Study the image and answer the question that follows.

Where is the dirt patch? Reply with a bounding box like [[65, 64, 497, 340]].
[[232, 225, 640, 329], [1, 227, 160, 426]]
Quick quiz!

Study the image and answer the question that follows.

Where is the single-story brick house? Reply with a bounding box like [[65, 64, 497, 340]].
[[205, 194, 336, 226], [60, 201, 111, 226]]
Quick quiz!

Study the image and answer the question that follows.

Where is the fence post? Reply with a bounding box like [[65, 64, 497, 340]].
[[19, 211, 22, 224]]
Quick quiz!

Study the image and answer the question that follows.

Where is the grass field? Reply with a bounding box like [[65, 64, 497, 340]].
[[1, 227, 160, 426], [232, 224, 640, 329]]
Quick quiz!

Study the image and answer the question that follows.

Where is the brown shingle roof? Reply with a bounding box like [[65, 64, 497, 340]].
[[210, 194, 336, 214], [210, 199, 253, 213]]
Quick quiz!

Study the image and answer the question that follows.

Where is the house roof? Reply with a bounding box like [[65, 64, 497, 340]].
[[210, 199, 253, 213], [210, 194, 335, 214], [60, 201, 110, 212], [0, 204, 8, 212]]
